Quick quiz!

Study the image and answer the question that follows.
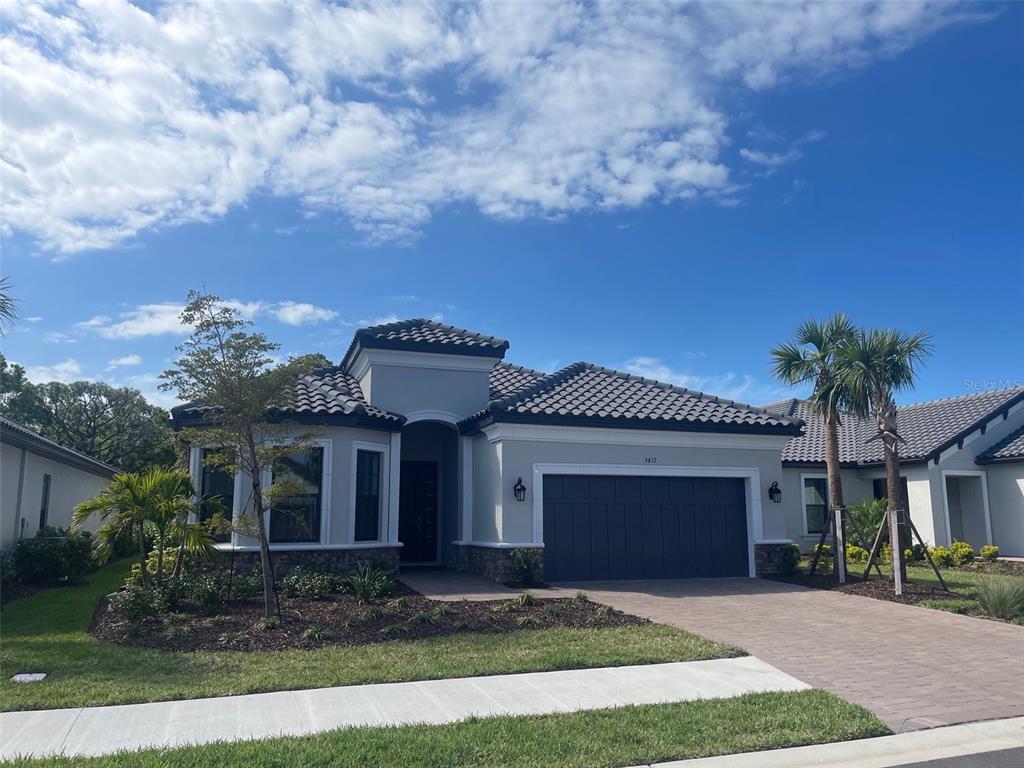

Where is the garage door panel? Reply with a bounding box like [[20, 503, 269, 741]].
[[543, 474, 748, 581]]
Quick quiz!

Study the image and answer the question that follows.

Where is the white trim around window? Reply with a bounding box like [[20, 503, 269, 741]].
[[799, 473, 829, 537], [530, 463, 764, 578], [349, 440, 391, 545], [940, 469, 993, 546]]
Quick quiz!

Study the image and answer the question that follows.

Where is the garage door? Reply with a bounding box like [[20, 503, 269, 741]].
[[542, 475, 749, 581]]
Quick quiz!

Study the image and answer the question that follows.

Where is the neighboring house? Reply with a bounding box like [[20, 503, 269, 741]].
[[172, 318, 805, 582], [1, 415, 117, 550], [762, 388, 1024, 556]]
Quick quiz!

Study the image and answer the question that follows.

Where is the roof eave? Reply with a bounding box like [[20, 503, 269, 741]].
[[0, 429, 117, 478], [464, 410, 803, 437]]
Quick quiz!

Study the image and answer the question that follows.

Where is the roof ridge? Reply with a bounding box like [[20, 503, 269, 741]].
[[358, 317, 507, 346]]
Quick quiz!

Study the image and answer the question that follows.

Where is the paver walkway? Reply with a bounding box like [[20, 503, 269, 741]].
[[403, 572, 1024, 732], [0, 657, 805, 760]]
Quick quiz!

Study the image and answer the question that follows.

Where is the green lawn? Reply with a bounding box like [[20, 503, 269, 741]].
[[4, 689, 889, 768], [0, 561, 741, 712], [864, 562, 1023, 617]]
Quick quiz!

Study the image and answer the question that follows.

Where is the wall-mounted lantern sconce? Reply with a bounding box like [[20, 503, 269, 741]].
[[768, 481, 782, 504], [513, 477, 527, 502]]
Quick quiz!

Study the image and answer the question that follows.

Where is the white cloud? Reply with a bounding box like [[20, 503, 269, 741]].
[[623, 356, 757, 402], [357, 313, 400, 328], [739, 147, 802, 172], [274, 301, 338, 326], [0, 1, 981, 253], [24, 358, 84, 383], [23, 316, 42, 323], [106, 353, 142, 369], [75, 300, 264, 339]]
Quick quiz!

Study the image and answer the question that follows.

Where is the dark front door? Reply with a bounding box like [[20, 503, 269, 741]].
[[543, 475, 749, 581], [399, 460, 439, 563]]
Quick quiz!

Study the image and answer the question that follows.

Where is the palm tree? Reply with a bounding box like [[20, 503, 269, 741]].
[[0, 276, 17, 335], [770, 314, 858, 547], [74, 468, 215, 588], [838, 327, 933, 583], [74, 473, 156, 587]]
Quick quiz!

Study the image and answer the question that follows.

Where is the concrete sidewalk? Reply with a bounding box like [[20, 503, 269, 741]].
[[650, 716, 1024, 767], [0, 656, 806, 760]]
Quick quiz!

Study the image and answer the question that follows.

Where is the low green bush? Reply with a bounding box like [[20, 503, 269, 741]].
[[949, 540, 975, 566], [929, 546, 954, 568], [811, 544, 832, 574], [777, 543, 801, 575], [12, 526, 95, 583], [509, 548, 540, 585], [114, 586, 168, 624], [230, 570, 262, 601], [974, 579, 1024, 620], [281, 567, 336, 599], [188, 572, 228, 615], [845, 545, 869, 564], [980, 545, 1000, 562], [128, 546, 180, 587], [907, 543, 928, 562], [341, 562, 393, 603]]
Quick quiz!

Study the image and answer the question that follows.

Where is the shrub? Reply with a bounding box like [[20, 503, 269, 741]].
[[509, 548, 540, 586], [386, 596, 409, 611], [0, 551, 16, 585], [302, 625, 332, 642], [13, 527, 95, 583], [516, 616, 540, 628], [949, 540, 975, 566], [114, 586, 167, 624], [574, 591, 589, 604], [252, 616, 280, 632], [341, 563, 393, 603], [543, 605, 561, 620], [847, 498, 887, 550], [380, 624, 409, 638], [811, 544, 832, 574], [517, 591, 538, 607], [906, 544, 928, 563], [929, 546, 954, 568], [845, 545, 869, 564], [188, 572, 227, 615], [433, 602, 454, 616], [230, 570, 262, 601], [128, 546, 179, 587], [974, 579, 1024, 621], [410, 611, 437, 625], [981, 545, 1000, 562], [777, 543, 801, 575], [281, 567, 335, 599], [880, 544, 891, 564], [491, 600, 519, 614]]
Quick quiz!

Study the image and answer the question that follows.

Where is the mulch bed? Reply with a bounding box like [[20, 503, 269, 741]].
[[91, 583, 649, 652], [952, 560, 1024, 577]]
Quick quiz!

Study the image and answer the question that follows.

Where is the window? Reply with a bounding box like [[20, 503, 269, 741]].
[[802, 477, 828, 535], [199, 449, 234, 543], [270, 448, 324, 543], [872, 477, 909, 510], [354, 450, 382, 542], [39, 474, 51, 530]]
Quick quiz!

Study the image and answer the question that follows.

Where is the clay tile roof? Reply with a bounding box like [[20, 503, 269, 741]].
[[489, 361, 546, 399], [465, 362, 804, 435], [763, 387, 1024, 466], [976, 424, 1024, 464], [342, 318, 508, 370]]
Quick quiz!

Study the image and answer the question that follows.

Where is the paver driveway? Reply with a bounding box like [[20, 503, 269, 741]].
[[570, 578, 1024, 732]]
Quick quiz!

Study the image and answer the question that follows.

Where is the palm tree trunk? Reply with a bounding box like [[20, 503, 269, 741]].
[[823, 412, 846, 578], [156, 529, 166, 588], [137, 522, 150, 589], [878, 391, 908, 583]]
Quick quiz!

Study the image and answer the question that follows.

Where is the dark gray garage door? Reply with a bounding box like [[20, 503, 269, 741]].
[[542, 475, 749, 581]]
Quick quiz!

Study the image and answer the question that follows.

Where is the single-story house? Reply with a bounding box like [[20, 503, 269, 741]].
[[173, 318, 807, 581], [1, 415, 117, 550], [761, 388, 1024, 556], [171, 318, 1024, 581]]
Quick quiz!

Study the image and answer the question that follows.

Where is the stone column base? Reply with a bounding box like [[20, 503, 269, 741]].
[[754, 541, 799, 576], [454, 545, 543, 583]]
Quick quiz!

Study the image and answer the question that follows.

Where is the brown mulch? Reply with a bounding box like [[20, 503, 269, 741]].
[[953, 560, 1024, 577], [91, 583, 649, 652]]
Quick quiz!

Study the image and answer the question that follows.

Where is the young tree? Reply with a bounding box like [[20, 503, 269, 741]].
[[770, 314, 857, 572], [160, 291, 322, 618], [838, 327, 932, 584]]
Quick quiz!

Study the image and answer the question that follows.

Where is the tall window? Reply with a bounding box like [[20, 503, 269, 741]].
[[802, 477, 828, 535], [39, 474, 52, 530], [354, 450, 382, 542], [200, 449, 234, 543], [270, 448, 324, 543]]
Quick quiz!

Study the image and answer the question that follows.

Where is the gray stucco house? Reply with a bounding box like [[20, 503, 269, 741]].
[[171, 318, 1024, 581], [763, 387, 1024, 557]]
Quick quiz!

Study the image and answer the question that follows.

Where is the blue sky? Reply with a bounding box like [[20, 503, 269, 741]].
[[1, 1, 1021, 410]]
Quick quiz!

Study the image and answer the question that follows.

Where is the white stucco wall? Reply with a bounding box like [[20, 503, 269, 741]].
[[1, 443, 111, 550], [985, 463, 1024, 556]]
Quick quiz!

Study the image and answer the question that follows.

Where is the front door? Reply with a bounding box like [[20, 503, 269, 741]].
[[399, 460, 438, 563]]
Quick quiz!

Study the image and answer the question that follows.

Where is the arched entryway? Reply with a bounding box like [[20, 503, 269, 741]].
[[399, 420, 459, 565]]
